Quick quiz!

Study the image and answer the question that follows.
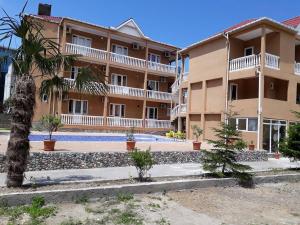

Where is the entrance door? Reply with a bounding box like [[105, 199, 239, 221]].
[[263, 119, 286, 153]]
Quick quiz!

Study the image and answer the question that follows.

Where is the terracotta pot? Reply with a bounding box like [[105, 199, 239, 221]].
[[248, 144, 255, 151], [193, 141, 201, 150], [274, 152, 280, 159], [43, 140, 56, 151], [126, 141, 136, 151]]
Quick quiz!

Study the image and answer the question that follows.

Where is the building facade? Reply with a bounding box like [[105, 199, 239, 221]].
[[172, 16, 300, 153], [30, 6, 179, 132]]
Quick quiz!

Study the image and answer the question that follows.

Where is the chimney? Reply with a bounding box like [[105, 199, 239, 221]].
[[38, 3, 51, 16]]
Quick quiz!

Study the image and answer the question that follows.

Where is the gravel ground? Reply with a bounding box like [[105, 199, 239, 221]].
[[0, 182, 299, 225]]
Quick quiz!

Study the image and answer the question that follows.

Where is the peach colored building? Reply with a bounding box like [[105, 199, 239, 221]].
[[172, 16, 300, 153], [30, 5, 179, 133]]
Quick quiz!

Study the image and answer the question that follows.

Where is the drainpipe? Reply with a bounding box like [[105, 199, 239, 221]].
[[222, 32, 230, 122], [257, 67, 262, 150]]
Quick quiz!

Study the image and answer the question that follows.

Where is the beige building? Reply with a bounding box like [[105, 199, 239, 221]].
[[172, 16, 300, 152], [30, 4, 179, 133]]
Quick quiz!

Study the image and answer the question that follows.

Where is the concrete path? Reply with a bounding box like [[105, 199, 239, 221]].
[[0, 158, 299, 186]]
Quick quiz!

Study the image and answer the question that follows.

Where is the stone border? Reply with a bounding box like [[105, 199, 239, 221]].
[[0, 150, 267, 172], [1, 173, 299, 206]]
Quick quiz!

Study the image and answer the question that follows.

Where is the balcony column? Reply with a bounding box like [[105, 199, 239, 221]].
[[103, 32, 111, 126], [181, 55, 185, 80], [142, 41, 149, 129], [257, 26, 266, 150], [57, 24, 67, 116], [178, 116, 182, 132]]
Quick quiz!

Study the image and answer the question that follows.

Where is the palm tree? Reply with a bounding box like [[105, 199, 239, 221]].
[[0, 3, 107, 187]]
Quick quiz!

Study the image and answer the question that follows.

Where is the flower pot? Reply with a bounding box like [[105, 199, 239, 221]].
[[274, 152, 280, 159], [248, 144, 255, 151], [193, 141, 201, 150], [126, 141, 136, 151], [43, 140, 56, 151]]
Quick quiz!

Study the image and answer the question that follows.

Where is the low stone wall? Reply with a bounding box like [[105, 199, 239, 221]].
[[0, 150, 267, 173]]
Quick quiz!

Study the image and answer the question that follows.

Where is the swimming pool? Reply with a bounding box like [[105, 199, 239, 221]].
[[29, 134, 173, 142]]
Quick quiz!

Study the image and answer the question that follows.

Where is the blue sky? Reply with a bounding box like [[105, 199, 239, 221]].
[[0, 0, 300, 48]]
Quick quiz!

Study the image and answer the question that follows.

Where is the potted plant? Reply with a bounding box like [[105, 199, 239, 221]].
[[126, 127, 136, 151], [191, 125, 203, 150], [248, 140, 255, 151], [39, 114, 62, 151]]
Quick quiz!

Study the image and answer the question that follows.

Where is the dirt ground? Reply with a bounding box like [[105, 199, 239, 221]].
[[1, 182, 299, 225]]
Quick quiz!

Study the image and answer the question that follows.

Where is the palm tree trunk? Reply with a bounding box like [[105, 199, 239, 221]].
[[6, 75, 36, 187]]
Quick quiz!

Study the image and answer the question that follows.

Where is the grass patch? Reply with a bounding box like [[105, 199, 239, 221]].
[[0, 196, 56, 224], [115, 210, 143, 225], [155, 217, 171, 225], [148, 203, 161, 209], [117, 193, 134, 202], [74, 195, 89, 204]]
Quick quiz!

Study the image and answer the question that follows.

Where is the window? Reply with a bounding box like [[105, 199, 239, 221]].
[[244, 47, 254, 56], [297, 84, 300, 104], [147, 80, 159, 91], [72, 35, 91, 47], [68, 100, 88, 114], [110, 104, 125, 117], [231, 118, 258, 132], [148, 53, 161, 63], [112, 44, 128, 56], [229, 83, 238, 100], [42, 94, 48, 102], [70, 67, 81, 80], [147, 107, 158, 119], [111, 74, 127, 86]]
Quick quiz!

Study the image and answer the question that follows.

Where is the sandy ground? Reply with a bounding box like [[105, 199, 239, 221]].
[[1, 182, 299, 225], [0, 132, 212, 153]]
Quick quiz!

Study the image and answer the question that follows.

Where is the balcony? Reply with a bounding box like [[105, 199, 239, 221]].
[[65, 43, 175, 75], [171, 72, 188, 93], [229, 53, 280, 72], [61, 114, 171, 129], [108, 84, 144, 98], [146, 90, 172, 101], [295, 62, 300, 75], [171, 104, 187, 120], [107, 117, 143, 128]]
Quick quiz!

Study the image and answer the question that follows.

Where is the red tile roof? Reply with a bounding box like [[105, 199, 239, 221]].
[[32, 14, 63, 23], [223, 18, 257, 33], [282, 16, 300, 28]]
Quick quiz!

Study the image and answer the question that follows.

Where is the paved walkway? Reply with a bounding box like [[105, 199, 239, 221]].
[[0, 158, 299, 187]]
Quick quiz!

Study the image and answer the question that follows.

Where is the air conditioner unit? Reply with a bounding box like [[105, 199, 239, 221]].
[[132, 42, 140, 50], [66, 26, 72, 34], [164, 51, 171, 58], [160, 103, 167, 109], [160, 76, 167, 83]]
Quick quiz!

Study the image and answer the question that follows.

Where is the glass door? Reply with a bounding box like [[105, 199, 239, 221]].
[[263, 119, 286, 153]]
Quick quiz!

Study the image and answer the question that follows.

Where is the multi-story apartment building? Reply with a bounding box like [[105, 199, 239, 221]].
[[172, 16, 300, 153], [29, 4, 179, 132]]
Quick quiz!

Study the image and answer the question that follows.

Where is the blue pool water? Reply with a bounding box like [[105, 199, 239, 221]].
[[29, 134, 173, 142]]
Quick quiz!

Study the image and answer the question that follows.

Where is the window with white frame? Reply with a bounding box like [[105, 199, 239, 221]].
[[147, 80, 159, 91], [147, 107, 158, 119], [230, 118, 258, 132], [112, 44, 128, 56], [229, 83, 238, 100], [72, 35, 92, 47], [68, 99, 88, 114], [148, 53, 161, 63], [244, 46, 254, 56], [109, 104, 125, 117], [111, 74, 127, 86], [70, 66, 81, 80]]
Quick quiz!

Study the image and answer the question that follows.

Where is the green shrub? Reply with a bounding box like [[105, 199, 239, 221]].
[[126, 127, 135, 141], [39, 114, 62, 140], [191, 125, 203, 142], [129, 148, 154, 181]]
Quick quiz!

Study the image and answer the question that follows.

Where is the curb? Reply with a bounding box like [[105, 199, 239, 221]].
[[1, 173, 299, 206]]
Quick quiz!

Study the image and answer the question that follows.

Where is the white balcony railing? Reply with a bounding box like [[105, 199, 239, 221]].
[[147, 61, 176, 74], [146, 90, 172, 101], [229, 54, 260, 72], [171, 104, 187, 119], [171, 72, 189, 93], [65, 43, 108, 61], [106, 117, 143, 128], [110, 52, 146, 69], [145, 119, 171, 129], [265, 53, 280, 69], [108, 85, 144, 98], [295, 62, 300, 75], [61, 114, 105, 126]]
